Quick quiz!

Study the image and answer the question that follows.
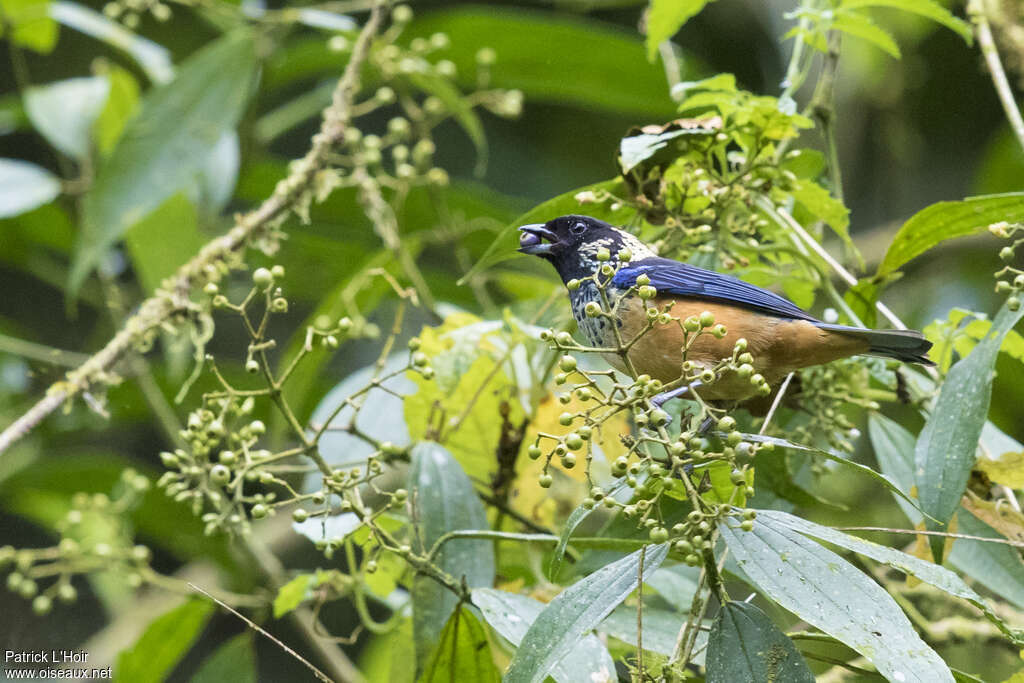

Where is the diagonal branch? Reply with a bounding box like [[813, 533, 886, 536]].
[[0, 2, 385, 457]]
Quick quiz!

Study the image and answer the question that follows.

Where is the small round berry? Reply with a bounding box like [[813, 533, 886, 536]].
[[210, 464, 231, 486], [638, 285, 657, 300], [561, 453, 577, 468], [650, 527, 669, 543], [538, 473, 553, 488], [252, 268, 273, 288], [565, 433, 584, 451], [251, 504, 268, 519], [699, 311, 715, 327], [584, 302, 602, 317], [559, 355, 577, 372], [292, 509, 309, 523]]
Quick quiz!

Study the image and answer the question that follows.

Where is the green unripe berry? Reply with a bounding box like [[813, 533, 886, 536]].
[[292, 509, 309, 523], [738, 352, 754, 365], [1010, 297, 1021, 312], [712, 324, 727, 338], [555, 331, 574, 346], [638, 285, 657, 300], [750, 373, 765, 386], [743, 509, 757, 520], [32, 595, 52, 615], [737, 363, 754, 379], [740, 520, 755, 532], [559, 355, 577, 372], [727, 431, 743, 446], [218, 450, 237, 465], [1000, 246, 1015, 262], [538, 473, 553, 488], [251, 503, 268, 519], [210, 464, 230, 486], [699, 311, 715, 328], [57, 584, 77, 603], [700, 369, 715, 383], [596, 247, 611, 262], [683, 316, 701, 332], [565, 433, 584, 450], [203, 282, 219, 296], [636, 274, 651, 286], [684, 553, 701, 566], [673, 539, 693, 554], [650, 527, 669, 543], [612, 456, 628, 475], [252, 268, 273, 287], [567, 279, 581, 291], [618, 248, 633, 262], [245, 359, 260, 373], [527, 445, 542, 460], [734, 338, 748, 352], [582, 497, 596, 509], [584, 302, 602, 317], [559, 412, 574, 426], [561, 453, 577, 468]]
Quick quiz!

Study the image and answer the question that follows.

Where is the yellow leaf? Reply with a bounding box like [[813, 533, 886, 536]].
[[908, 515, 956, 587], [976, 450, 1024, 488], [962, 491, 1024, 544]]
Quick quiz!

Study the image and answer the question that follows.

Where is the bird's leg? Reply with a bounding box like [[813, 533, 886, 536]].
[[650, 381, 703, 409]]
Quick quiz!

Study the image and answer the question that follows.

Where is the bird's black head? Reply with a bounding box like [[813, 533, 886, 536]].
[[517, 215, 653, 283]]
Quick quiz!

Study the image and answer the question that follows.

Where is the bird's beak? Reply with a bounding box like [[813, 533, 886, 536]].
[[517, 224, 558, 255]]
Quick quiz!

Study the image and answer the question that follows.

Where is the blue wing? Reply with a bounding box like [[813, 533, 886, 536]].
[[612, 257, 818, 322]]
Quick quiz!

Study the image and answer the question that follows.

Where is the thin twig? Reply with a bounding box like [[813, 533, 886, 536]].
[[970, 0, 1024, 153], [759, 371, 794, 435], [0, 2, 386, 457], [188, 582, 333, 683]]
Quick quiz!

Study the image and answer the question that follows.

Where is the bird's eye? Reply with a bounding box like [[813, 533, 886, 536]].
[[570, 222, 587, 235]]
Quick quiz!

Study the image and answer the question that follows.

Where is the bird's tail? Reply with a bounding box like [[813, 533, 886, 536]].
[[814, 324, 936, 366]]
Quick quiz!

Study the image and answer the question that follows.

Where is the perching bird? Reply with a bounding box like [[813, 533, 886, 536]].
[[518, 215, 933, 402]]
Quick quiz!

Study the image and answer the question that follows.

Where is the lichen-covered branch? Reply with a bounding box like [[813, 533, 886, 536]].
[[0, 2, 385, 457]]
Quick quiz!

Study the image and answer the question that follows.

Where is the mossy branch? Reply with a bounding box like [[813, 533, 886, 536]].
[[0, 2, 385, 457]]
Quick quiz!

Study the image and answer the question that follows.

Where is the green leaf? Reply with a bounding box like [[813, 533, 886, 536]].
[[620, 123, 719, 173], [472, 588, 615, 683], [70, 30, 257, 297], [504, 543, 668, 683], [49, 1, 172, 83], [124, 194, 206, 294], [459, 178, 635, 284], [410, 442, 495, 672], [402, 8, 678, 118], [719, 518, 953, 683], [549, 478, 630, 580], [190, 634, 256, 683], [877, 193, 1024, 277], [789, 179, 859, 264], [739, 432, 925, 516], [916, 297, 1024, 559], [273, 574, 316, 619], [420, 608, 499, 683], [0, 0, 57, 52], [755, 510, 1024, 643], [644, 564, 701, 612], [843, 0, 973, 44], [25, 77, 110, 160], [832, 9, 901, 58], [869, 414, 1024, 611], [599, 604, 698, 658], [93, 65, 140, 157], [115, 599, 214, 683], [706, 601, 814, 683], [0, 159, 61, 218], [645, 0, 713, 60]]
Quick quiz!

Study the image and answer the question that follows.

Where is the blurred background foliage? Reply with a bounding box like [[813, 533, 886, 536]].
[[1, 0, 1023, 680]]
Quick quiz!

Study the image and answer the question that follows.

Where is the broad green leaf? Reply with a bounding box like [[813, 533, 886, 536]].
[[719, 518, 953, 683], [0, 159, 61, 218], [71, 30, 257, 296], [360, 618, 415, 683], [916, 297, 1024, 559], [599, 603, 700, 659], [94, 65, 140, 156], [420, 608, 499, 683], [49, 1, 173, 83], [0, 0, 57, 52], [790, 179, 858, 263], [870, 414, 1024, 611], [504, 543, 668, 683], [548, 478, 630, 580], [273, 574, 316, 619], [410, 442, 495, 671], [124, 194, 205, 294], [645, 0, 713, 60], [190, 634, 256, 683], [197, 131, 240, 213], [832, 9, 900, 58], [843, 0, 972, 44], [25, 77, 110, 160], [471, 588, 615, 683], [877, 193, 1024, 276], [460, 178, 635, 284], [740, 432, 924, 515], [644, 564, 701, 612], [402, 8, 678, 118], [620, 123, 719, 173], [706, 601, 814, 683], [756, 510, 1024, 643], [115, 599, 215, 683]]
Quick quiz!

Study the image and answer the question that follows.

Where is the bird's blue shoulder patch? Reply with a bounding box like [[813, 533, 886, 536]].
[[612, 257, 818, 321]]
